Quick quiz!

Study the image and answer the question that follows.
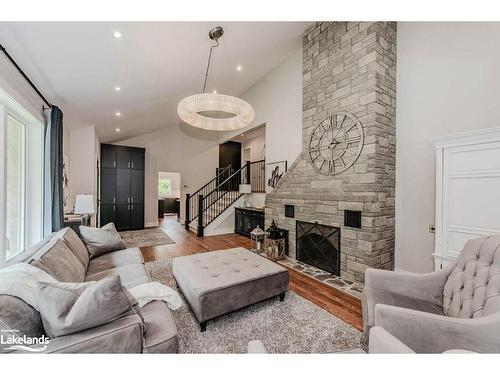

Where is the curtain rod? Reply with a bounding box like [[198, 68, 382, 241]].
[[0, 43, 52, 110]]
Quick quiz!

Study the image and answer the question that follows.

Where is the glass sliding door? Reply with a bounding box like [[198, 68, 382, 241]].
[[0, 89, 45, 264], [5, 115, 26, 258]]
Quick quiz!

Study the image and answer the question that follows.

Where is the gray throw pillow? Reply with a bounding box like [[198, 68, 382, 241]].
[[36, 275, 139, 338], [79, 222, 126, 259]]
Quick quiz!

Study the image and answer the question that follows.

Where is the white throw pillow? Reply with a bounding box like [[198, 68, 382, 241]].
[[0, 263, 57, 310], [79, 222, 126, 259]]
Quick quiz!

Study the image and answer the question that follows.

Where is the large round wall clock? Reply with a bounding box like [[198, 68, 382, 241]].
[[308, 112, 364, 175]]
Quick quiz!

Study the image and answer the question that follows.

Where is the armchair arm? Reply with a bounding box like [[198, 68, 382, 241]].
[[40, 314, 144, 353], [375, 304, 500, 353], [365, 266, 451, 305], [368, 327, 414, 353]]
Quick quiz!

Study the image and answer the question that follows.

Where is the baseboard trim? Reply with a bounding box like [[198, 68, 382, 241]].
[[145, 221, 159, 228], [203, 227, 237, 236]]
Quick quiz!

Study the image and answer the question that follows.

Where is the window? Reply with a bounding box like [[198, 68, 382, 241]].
[[1, 89, 44, 264], [5, 115, 26, 258], [158, 178, 171, 198]]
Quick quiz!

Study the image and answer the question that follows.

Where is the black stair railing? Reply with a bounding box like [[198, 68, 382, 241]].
[[185, 160, 265, 236], [184, 165, 232, 230]]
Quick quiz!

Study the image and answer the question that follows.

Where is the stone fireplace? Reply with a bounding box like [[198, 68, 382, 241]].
[[265, 22, 397, 283]]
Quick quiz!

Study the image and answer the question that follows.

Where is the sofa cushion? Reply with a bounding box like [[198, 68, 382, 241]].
[[29, 239, 86, 283], [0, 295, 46, 338], [80, 223, 126, 259], [55, 227, 90, 270], [37, 275, 139, 338], [141, 301, 178, 353], [85, 264, 150, 289], [443, 236, 500, 318], [87, 247, 144, 276]]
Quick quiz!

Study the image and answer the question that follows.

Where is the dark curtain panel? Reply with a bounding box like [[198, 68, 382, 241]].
[[47, 106, 64, 232]]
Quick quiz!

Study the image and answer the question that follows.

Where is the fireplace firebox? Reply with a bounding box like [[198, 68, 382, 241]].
[[296, 221, 340, 275]]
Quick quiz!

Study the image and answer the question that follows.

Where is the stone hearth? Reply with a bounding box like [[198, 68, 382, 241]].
[[265, 22, 397, 283], [278, 257, 363, 298]]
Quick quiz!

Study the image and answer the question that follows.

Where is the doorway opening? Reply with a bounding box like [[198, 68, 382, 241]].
[[158, 172, 181, 220]]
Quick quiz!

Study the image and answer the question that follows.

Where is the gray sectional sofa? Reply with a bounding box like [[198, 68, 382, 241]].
[[0, 227, 178, 353]]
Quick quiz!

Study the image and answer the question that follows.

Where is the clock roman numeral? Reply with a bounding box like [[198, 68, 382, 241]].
[[347, 135, 361, 144], [311, 153, 321, 162], [329, 114, 337, 129], [328, 160, 334, 172]]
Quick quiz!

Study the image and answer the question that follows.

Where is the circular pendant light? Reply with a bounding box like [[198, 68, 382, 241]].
[[177, 26, 254, 131], [178, 93, 254, 131]]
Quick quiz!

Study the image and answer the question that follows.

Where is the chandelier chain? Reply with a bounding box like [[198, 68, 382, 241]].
[[202, 40, 219, 93]]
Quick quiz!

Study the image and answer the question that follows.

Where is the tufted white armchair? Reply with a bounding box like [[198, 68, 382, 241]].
[[362, 236, 500, 353]]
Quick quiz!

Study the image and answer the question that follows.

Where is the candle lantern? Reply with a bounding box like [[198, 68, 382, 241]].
[[264, 220, 286, 262], [250, 225, 265, 253]]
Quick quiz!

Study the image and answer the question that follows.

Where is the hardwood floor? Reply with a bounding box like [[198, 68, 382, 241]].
[[140, 216, 363, 331]]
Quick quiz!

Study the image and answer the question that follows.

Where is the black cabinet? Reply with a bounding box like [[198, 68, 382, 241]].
[[100, 144, 145, 230], [235, 207, 264, 238]]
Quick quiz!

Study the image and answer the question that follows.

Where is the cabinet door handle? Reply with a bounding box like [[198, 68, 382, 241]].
[[128, 161, 130, 168], [113, 197, 115, 203], [131, 196, 134, 203], [113, 161, 116, 168], [113, 205, 115, 211], [131, 162, 134, 168], [131, 205, 134, 211], [128, 204, 130, 210]]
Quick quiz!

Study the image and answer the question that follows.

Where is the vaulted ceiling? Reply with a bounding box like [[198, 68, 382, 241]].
[[0, 22, 309, 141]]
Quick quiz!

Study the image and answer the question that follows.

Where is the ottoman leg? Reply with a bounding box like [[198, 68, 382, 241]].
[[279, 292, 285, 302], [200, 321, 207, 332]]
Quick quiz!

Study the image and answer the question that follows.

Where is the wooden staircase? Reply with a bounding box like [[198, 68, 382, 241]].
[[185, 160, 265, 237]]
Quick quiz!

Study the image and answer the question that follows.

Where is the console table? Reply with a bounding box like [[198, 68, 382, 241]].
[[235, 207, 264, 238]]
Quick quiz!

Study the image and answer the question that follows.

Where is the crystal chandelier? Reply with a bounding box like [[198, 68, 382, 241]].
[[177, 26, 254, 131]]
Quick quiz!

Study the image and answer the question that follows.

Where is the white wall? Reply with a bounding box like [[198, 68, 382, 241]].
[[69, 126, 98, 223], [221, 41, 303, 168], [396, 22, 500, 272], [114, 124, 220, 227]]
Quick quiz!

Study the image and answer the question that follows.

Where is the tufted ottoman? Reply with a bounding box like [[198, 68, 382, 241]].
[[172, 247, 289, 331]]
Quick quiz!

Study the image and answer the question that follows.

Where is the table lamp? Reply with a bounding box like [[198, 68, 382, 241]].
[[74, 194, 95, 226], [239, 184, 252, 208]]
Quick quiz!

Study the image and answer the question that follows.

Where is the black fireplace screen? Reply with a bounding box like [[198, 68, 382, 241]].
[[296, 221, 340, 275]]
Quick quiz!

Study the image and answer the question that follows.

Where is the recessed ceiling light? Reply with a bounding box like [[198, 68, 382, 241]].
[[114, 86, 121, 91], [240, 133, 244, 137], [115, 112, 121, 117], [115, 128, 121, 132], [236, 65, 243, 71], [113, 31, 122, 39], [212, 90, 217, 94]]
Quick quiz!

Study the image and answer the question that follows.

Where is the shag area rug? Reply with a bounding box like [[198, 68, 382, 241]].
[[121, 227, 175, 248], [146, 258, 365, 354]]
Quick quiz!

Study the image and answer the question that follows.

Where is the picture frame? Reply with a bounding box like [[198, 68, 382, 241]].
[[266, 160, 288, 189]]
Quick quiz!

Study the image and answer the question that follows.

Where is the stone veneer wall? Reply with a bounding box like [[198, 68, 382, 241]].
[[265, 22, 397, 283]]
